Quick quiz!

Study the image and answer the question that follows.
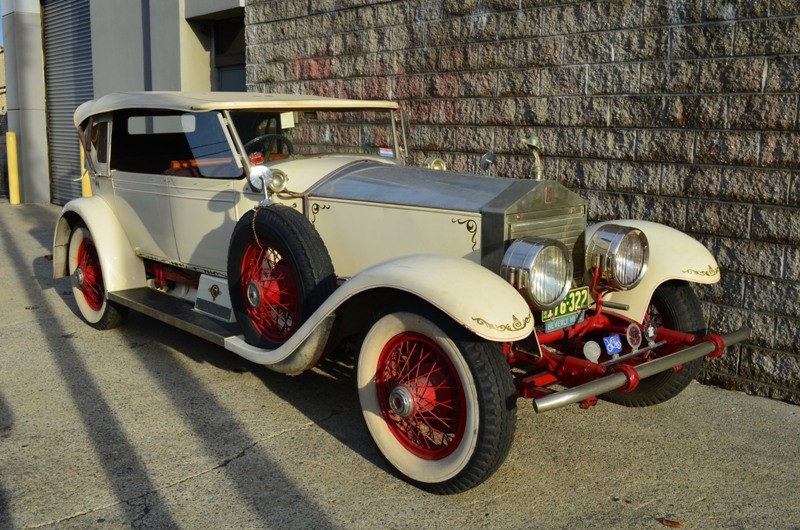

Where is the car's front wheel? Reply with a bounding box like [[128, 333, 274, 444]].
[[68, 224, 128, 330], [602, 281, 707, 407], [356, 303, 517, 494]]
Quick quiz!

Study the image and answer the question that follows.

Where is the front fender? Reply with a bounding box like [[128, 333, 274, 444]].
[[225, 254, 533, 366], [587, 220, 720, 322], [53, 196, 146, 292], [342, 254, 534, 341]]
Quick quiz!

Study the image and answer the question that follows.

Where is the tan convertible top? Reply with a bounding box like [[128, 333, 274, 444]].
[[74, 91, 399, 127]]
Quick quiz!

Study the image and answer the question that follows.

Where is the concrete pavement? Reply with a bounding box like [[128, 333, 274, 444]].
[[0, 198, 798, 529]]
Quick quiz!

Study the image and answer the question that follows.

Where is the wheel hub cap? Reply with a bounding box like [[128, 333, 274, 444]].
[[246, 281, 262, 309], [388, 386, 415, 418], [73, 267, 85, 289]]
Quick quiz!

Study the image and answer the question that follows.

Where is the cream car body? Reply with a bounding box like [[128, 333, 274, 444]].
[[54, 92, 534, 359], [54, 91, 748, 494], [588, 220, 721, 322]]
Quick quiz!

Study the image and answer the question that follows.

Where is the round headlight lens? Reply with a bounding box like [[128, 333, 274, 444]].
[[586, 224, 648, 290], [501, 238, 573, 310], [423, 156, 447, 171]]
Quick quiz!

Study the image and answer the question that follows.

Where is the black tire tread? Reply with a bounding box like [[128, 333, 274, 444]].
[[91, 303, 129, 331], [359, 302, 517, 495], [602, 282, 706, 407], [228, 206, 336, 348], [425, 338, 517, 494]]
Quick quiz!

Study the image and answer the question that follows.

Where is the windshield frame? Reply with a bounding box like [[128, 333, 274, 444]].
[[225, 107, 403, 176]]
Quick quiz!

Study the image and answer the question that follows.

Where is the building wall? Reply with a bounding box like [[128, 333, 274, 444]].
[[1, 48, 7, 196], [246, 0, 800, 404], [0, 47, 7, 112], [3, 0, 238, 205], [90, 0, 212, 98], [2, 1, 50, 203]]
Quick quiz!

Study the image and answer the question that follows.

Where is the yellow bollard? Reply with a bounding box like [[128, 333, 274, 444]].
[[79, 144, 93, 197], [6, 132, 20, 205]]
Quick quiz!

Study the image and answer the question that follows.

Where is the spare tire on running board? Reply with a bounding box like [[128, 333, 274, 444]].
[[228, 206, 337, 349]]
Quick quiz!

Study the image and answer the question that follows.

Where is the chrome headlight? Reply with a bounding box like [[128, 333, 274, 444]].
[[501, 238, 573, 310], [586, 224, 648, 290], [423, 156, 447, 171], [248, 166, 288, 194], [267, 168, 288, 193]]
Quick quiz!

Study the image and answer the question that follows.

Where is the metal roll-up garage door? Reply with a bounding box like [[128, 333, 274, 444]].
[[43, 0, 93, 205]]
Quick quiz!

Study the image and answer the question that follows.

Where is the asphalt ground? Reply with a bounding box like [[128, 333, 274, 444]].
[[1, 199, 799, 529]]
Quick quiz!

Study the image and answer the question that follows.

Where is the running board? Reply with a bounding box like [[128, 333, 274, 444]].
[[108, 288, 239, 347]]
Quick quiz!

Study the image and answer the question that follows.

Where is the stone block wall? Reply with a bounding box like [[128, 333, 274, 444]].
[[245, 0, 800, 404]]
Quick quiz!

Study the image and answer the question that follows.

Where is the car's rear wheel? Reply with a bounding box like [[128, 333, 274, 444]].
[[356, 303, 517, 494], [602, 281, 706, 407], [228, 206, 336, 349], [68, 225, 128, 330]]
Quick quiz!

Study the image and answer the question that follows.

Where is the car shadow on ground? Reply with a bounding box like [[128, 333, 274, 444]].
[[115, 310, 370, 523], [121, 309, 387, 472], [0, 391, 12, 523], [31, 206, 388, 479], [28, 265, 343, 526], [50, 271, 385, 476]]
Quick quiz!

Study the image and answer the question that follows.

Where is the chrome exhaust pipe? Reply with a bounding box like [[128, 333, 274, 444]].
[[533, 327, 751, 413]]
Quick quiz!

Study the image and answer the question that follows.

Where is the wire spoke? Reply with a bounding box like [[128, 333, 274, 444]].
[[376, 330, 467, 460]]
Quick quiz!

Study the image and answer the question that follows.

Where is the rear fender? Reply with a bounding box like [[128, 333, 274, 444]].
[[587, 220, 720, 322], [53, 196, 146, 291], [225, 254, 533, 366]]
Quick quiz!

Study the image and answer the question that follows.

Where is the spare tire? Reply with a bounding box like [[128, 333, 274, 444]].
[[228, 206, 336, 349]]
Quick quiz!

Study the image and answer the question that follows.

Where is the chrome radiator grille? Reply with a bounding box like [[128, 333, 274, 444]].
[[506, 205, 586, 282]]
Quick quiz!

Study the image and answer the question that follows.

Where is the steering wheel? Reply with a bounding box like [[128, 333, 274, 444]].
[[244, 134, 294, 160]]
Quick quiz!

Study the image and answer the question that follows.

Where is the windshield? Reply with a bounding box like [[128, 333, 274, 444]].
[[229, 109, 400, 165]]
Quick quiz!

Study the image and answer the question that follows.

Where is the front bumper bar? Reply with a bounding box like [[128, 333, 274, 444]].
[[533, 327, 751, 413]]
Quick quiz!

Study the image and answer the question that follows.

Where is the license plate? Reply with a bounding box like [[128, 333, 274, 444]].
[[541, 287, 590, 332]]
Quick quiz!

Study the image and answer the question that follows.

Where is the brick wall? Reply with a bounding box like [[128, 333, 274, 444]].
[[246, 0, 800, 404]]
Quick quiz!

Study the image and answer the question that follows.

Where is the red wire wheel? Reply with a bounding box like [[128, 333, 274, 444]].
[[76, 238, 105, 311], [375, 332, 467, 460], [227, 206, 336, 349], [239, 240, 300, 344], [67, 225, 128, 330], [357, 306, 516, 494]]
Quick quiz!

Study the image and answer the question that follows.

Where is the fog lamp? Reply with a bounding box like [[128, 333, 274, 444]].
[[423, 157, 447, 171]]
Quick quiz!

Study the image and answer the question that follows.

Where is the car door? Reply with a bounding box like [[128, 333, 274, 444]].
[[108, 110, 179, 261], [165, 111, 244, 274], [168, 177, 237, 274]]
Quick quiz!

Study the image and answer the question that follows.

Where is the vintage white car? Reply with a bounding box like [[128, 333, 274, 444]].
[[53, 92, 749, 493]]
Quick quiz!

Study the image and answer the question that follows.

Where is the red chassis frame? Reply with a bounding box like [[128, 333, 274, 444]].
[[505, 269, 727, 408]]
